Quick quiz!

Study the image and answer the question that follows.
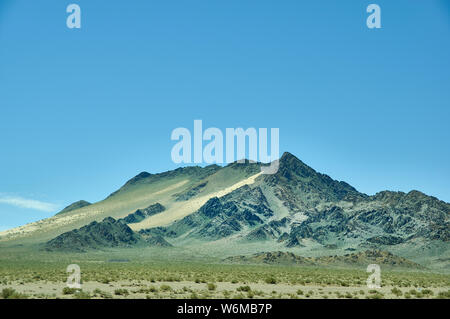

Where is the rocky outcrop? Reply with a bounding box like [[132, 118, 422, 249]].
[[45, 217, 142, 252], [119, 203, 165, 224]]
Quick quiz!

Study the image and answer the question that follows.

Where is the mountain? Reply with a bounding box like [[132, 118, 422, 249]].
[[1, 152, 448, 269], [140, 153, 448, 250], [55, 200, 91, 215]]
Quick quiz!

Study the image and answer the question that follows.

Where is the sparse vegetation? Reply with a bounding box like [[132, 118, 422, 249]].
[[436, 290, 450, 299], [160, 284, 172, 292], [74, 290, 91, 299], [0, 248, 448, 299], [114, 288, 129, 296], [62, 287, 79, 295], [391, 287, 402, 297], [1, 288, 28, 299], [265, 276, 277, 284]]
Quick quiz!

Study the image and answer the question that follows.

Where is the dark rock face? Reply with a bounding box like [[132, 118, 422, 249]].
[[174, 181, 208, 201], [120, 203, 165, 224], [367, 235, 404, 245], [225, 251, 313, 265], [190, 186, 273, 240], [283, 191, 449, 248], [264, 152, 365, 210], [246, 218, 289, 242], [144, 235, 172, 247], [141, 186, 273, 241], [127, 172, 152, 185], [45, 217, 142, 252], [225, 250, 424, 269], [139, 227, 177, 238]]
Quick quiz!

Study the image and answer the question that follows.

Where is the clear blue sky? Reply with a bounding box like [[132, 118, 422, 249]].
[[0, 0, 449, 230]]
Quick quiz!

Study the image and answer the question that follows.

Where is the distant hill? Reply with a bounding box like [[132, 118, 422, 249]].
[[44, 216, 172, 252], [225, 250, 424, 269], [45, 217, 141, 252]]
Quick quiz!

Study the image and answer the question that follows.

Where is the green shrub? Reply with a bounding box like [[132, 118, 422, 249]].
[[160, 285, 172, 292], [265, 277, 277, 284], [93, 289, 112, 299], [391, 287, 402, 297], [1, 288, 16, 299], [207, 283, 217, 291], [62, 287, 79, 295], [421, 289, 433, 296], [409, 289, 418, 295], [1, 288, 28, 299], [74, 291, 91, 299], [367, 293, 384, 299], [436, 290, 450, 299], [114, 288, 129, 296], [93, 288, 102, 295], [190, 292, 199, 299], [148, 286, 158, 293], [236, 285, 251, 292]]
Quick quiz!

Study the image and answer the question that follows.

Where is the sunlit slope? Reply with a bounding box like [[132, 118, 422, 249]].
[[0, 163, 262, 245], [0, 176, 192, 245], [130, 171, 263, 230]]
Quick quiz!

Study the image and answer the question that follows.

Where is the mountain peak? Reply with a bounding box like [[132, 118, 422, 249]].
[[280, 151, 297, 161], [55, 200, 91, 216], [127, 171, 152, 185], [277, 152, 318, 178], [265, 152, 361, 204]]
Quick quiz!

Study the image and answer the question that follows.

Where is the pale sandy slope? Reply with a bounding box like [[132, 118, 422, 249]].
[[130, 172, 262, 230], [0, 179, 191, 243], [0, 172, 262, 243]]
